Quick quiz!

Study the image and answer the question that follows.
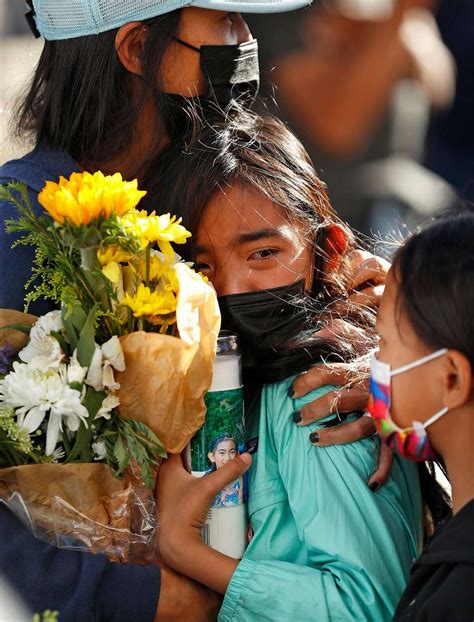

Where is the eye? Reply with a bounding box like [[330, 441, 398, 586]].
[[194, 260, 211, 274], [249, 248, 279, 261]]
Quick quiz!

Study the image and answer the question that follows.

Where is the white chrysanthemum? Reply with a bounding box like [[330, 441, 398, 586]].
[[67, 351, 87, 385], [85, 337, 125, 392], [92, 440, 107, 461], [95, 393, 120, 420], [33, 310, 63, 336], [0, 362, 88, 456], [19, 310, 64, 371]]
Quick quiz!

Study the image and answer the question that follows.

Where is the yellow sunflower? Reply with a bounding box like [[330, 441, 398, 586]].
[[38, 171, 146, 226]]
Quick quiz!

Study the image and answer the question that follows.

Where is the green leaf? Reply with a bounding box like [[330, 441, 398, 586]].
[[83, 387, 106, 420], [76, 305, 97, 368], [61, 306, 80, 350], [65, 422, 90, 463], [113, 435, 129, 473]]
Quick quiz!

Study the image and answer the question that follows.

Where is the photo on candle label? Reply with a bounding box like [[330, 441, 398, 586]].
[[207, 433, 243, 508]]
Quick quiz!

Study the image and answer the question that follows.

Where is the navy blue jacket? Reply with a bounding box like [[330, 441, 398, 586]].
[[0, 504, 161, 621], [0, 142, 79, 315], [0, 145, 161, 619]]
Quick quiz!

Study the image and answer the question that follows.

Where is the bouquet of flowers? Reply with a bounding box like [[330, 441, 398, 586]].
[[0, 172, 220, 561]]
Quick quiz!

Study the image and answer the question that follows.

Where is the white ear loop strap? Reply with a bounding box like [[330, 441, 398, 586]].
[[423, 406, 449, 429], [390, 348, 448, 377]]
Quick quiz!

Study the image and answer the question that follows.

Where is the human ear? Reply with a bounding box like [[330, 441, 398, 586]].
[[443, 350, 473, 410], [322, 224, 350, 273], [208, 452, 215, 463], [115, 22, 148, 76]]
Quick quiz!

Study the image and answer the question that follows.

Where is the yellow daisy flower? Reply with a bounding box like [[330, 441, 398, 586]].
[[38, 171, 146, 226], [122, 284, 177, 319], [121, 210, 191, 256]]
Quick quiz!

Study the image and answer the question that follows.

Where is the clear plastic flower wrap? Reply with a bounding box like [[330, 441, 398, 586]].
[[0, 462, 157, 562]]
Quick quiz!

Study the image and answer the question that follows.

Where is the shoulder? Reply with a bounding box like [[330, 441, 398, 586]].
[[0, 142, 78, 193]]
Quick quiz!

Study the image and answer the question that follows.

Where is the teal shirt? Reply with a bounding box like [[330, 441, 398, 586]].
[[219, 380, 422, 621]]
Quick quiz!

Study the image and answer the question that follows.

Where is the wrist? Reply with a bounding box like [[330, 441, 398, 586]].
[[161, 535, 238, 595]]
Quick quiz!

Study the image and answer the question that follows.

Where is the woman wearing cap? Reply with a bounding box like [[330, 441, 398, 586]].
[[0, 4, 313, 621]]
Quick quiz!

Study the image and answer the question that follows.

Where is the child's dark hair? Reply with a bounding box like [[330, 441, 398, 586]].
[[393, 213, 474, 367], [392, 213, 474, 530], [208, 434, 237, 454]]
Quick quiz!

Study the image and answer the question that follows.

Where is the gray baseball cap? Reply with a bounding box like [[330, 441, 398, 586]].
[[32, 0, 313, 41]]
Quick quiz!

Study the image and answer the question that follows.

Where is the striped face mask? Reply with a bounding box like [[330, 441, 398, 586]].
[[368, 349, 448, 461]]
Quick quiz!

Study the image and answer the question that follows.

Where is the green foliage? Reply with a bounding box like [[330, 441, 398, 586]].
[[76, 305, 98, 368], [101, 419, 167, 489], [0, 406, 35, 466], [32, 610, 59, 622]]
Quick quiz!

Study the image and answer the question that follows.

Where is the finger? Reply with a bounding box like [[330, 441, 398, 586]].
[[156, 453, 190, 497], [368, 444, 394, 491], [201, 454, 252, 500], [291, 363, 354, 399], [298, 382, 369, 425], [309, 416, 376, 447], [311, 318, 371, 355], [348, 251, 390, 289], [312, 318, 368, 343], [348, 284, 385, 309]]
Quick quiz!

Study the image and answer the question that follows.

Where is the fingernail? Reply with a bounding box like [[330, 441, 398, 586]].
[[369, 481, 380, 492], [292, 411, 302, 424], [309, 431, 320, 443], [288, 386, 295, 398]]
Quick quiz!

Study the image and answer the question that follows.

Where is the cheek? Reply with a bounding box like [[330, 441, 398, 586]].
[[390, 374, 418, 427], [160, 42, 205, 96], [390, 369, 440, 427]]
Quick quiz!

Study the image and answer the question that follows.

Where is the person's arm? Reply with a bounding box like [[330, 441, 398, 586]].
[[272, 0, 452, 157], [157, 385, 419, 621], [0, 503, 160, 621], [288, 250, 393, 488], [0, 503, 220, 622]]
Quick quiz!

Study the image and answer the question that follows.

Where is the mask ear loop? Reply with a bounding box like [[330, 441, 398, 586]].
[[391, 349, 449, 377], [174, 37, 201, 53]]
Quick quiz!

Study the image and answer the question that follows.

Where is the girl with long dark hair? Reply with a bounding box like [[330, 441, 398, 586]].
[[153, 111, 429, 621]]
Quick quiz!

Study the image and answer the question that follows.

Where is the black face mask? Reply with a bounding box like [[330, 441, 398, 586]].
[[218, 280, 309, 368], [174, 38, 260, 106]]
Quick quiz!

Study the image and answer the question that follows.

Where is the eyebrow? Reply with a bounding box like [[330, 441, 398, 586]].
[[195, 228, 284, 254]]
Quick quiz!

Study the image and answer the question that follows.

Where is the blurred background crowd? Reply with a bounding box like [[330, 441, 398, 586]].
[[1, 0, 473, 250]]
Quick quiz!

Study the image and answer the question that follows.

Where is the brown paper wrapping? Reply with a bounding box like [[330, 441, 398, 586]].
[[0, 463, 156, 561], [117, 264, 221, 453], [0, 308, 37, 353]]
